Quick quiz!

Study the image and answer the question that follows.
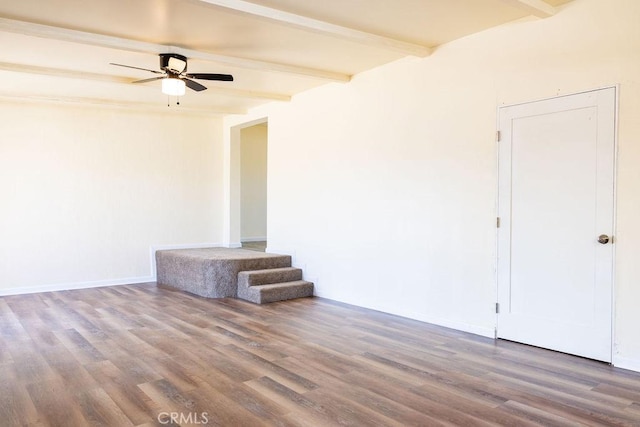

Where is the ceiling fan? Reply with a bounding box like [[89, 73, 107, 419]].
[[110, 53, 233, 96]]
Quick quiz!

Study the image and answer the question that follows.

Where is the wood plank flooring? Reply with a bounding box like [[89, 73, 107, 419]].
[[1, 283, 639, 426]]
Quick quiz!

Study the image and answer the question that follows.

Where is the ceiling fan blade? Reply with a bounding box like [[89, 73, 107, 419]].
[[185, 73, 234, 82], [110, 63, 163, 74], [132, 76, 165, 84], [183, 78, 207, 92]]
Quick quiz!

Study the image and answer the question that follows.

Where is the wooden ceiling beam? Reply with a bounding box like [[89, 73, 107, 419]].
[[499, 0, 557, 18], [0, 17, 350, 82], [196, 0, 432, 57]]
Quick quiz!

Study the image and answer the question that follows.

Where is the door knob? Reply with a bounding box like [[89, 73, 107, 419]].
[[598, 234, 610, 244]]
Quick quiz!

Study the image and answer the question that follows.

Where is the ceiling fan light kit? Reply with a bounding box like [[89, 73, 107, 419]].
[[110, 53, 233, 104], [162, 77, 186, 96]]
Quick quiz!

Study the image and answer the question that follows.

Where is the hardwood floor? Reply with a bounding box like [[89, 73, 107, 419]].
[[1, 284, 639, 426]]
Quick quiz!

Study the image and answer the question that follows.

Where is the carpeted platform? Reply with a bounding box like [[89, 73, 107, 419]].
[[155, 247, 313, 303]]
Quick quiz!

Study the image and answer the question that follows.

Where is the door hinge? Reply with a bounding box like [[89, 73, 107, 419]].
[[497, 217, 501, 228], [496, 130, 501, 142], [495, 302, 500, 314]]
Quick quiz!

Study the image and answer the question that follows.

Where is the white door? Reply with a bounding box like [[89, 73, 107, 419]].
[[497, 87, 616, 362]]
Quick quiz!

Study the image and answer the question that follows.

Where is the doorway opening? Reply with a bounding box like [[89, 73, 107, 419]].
[[225, 117, 268, 250], [240, 123, 268, 252]]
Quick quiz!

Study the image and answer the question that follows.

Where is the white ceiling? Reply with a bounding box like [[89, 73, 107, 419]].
[[0, 0, 572, 115]]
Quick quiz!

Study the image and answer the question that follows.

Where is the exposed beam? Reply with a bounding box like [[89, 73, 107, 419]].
[[499, 0, 557, 17], [0, 62, 291, 101], [178, 46, 348, 82], [0, 62, 131, 84], [0, 93, 247, 115], [216, 87, 290, 102], [0, 17, 350, 82], [196, 0, 431, 57]]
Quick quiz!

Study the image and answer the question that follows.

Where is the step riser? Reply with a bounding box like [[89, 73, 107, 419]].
[[242, 282, 314, 304], [238, 268, 302, 287]]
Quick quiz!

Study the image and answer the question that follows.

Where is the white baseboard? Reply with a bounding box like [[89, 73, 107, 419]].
[[0, 276, 154, 297], [150, 242, 221, 279], [227, 242, 242, 248], [151, 242, 222, 252], [395, 310, 495, 338], [312, 291, 495, 339], [416, 314, 495, 338], [613, 355, 640, 373], [0, 242, 224, 297], [240, 237, 267, 243]]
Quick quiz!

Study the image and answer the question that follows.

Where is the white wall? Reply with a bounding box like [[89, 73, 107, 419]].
[[240, 124, 267, 241], [0, 102, 223, 294], [226, 0, 640, 370]]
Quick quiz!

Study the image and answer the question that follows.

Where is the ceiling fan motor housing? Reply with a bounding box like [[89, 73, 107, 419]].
[[160, 53, 187, 74], [109, 53, 232, 95]]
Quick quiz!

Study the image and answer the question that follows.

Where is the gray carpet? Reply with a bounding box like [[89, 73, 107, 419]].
[[237, 267, 313, 304], [156, 247, 313, 303], [156, 248, 291, 298]]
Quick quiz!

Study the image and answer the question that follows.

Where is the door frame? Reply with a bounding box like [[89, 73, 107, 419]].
[[494, 85, 619, 360], [223, 115, 268, 248], [239, 122, 269, 245]]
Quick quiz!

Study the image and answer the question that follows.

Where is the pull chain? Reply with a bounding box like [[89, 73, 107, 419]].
[[166, 95, 182, 107]]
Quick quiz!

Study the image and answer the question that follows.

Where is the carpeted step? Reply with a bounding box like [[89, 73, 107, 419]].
[[240, 280, 314, 304], [237, 267, 302, 287], [237, 267, 308, 302], [156, 248, 291, 298]]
